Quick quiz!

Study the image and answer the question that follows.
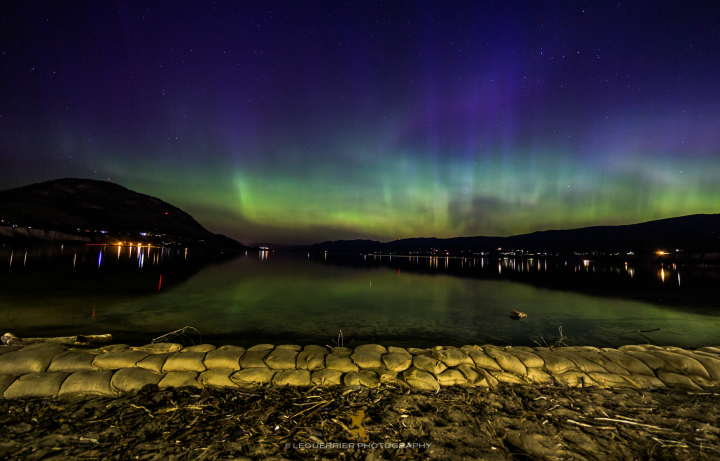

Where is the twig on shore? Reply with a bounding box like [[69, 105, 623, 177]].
[[566, 419, 615, 430], [152, 326, 202, 345], [634, 328, 660, 345], [594, 418, 671, 431]]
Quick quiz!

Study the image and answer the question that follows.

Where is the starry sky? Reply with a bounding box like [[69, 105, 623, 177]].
[[1, 2, 719, 245]]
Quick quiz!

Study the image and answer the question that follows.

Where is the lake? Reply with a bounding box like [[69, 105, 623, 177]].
[[1, 244, 719, 348]]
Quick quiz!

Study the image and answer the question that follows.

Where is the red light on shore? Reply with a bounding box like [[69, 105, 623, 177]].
[[159, 274, 162, 291], [165, 212, 169, 215]]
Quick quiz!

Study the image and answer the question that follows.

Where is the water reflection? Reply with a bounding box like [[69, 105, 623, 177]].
[[1, 245, 719, 347]]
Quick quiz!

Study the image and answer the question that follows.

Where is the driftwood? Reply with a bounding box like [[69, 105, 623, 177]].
[[1, 332, 113, 347]]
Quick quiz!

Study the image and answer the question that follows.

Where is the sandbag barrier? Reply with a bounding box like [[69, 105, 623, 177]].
[[1, 342, 719, 399]]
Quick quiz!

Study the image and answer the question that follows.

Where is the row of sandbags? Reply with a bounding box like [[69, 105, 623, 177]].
[[1, 342, 720, 399]]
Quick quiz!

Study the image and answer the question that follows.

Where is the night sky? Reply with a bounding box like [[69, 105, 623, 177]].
[[1, 2, 719, 245]]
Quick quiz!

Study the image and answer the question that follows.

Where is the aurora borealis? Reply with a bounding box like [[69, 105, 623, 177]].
[[1, 2, 719, 245]]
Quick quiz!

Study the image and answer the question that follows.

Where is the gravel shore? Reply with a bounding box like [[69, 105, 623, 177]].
[[1, 383, 719, 460]]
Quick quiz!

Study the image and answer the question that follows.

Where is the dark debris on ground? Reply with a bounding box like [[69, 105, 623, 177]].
[[1, 383, 719, 460]]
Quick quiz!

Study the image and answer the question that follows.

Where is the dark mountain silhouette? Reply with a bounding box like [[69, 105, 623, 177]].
[[307, 214, 720, 255], [0, 178, 244, 249]]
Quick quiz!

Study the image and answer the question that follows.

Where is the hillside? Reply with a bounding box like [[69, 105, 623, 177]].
[[0, 178, 244, 248], [307, 214, 720, 256]]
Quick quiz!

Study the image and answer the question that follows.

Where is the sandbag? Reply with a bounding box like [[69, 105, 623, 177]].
[[331, 347, 352, 353], [403, 368, 439, 391], [587, 372, 634, 388], [180, 344, 216, 353], [203, 350, 244, 370], [475, 368, 499, 388], [656, 371, 703, 390], [67, 347, 100, 354], [111, 368, 163, 394], [21, 343, 67, 355], [382, 351, 413, 372], [505, 348, 544, 368], [576, 351, 631, 376], [533, 350, 577, 374], [4, 371, 69, 399], [265, 348, 299, 369], [311, 369, 344, 386], [355, 344, 387, 355], [525, 368, 554, 385], [0, 374, 18, 398], [456, 363, 480, 383], [162, 352, 207, 372], [412, 355, 447, 375], [351, 350, 384, 369], [436, 369, 470, 386], [158, 371, 203, 389], [247, 344, 275, 352], [344, 370, 381, 388], [343, 371, 362, 387], [599, 351, 653, 376], [217, 345, 246, 352], [0, 343, 67, 374], [48, 351, 99, 372], [666, 349, 720, 380], [553, 350, 608, 374], [0, 346, 23, 357], [645, 351, 711, 379], [387, 346, 410, 355], [239, 350, 272, 368], [58, 370, 115, 397], [484, 347, 527, 375], [131, 343, 183, 354], [624, 351, 675, 372], [198, 369, 239, 388], [460, 346, 503, 372], [99, 344, 130, 353], [689, 375, 717, 389], [618, 345, 652, 352], [407, 348, 433, 357], [432, 348, 473, 367], [296, 345, 328, 371], [231, 368, 276, 388], [136, 353, 173, 373], [276, 344, 303, 351], [576, 346, 601, 352], [375, 369, 410, 388], [553, 371, 596, 388], [619, 374, 666, 389], [325, 351, 358, 373], [273, 369, 311, 387], [358, 370, 381, 388], [696, 346, 720, 356], [494, 371, 527, 385], [93, 350, 150, 370]]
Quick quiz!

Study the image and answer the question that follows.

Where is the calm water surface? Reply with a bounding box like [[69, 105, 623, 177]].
[[1, 244, 719, 348]]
